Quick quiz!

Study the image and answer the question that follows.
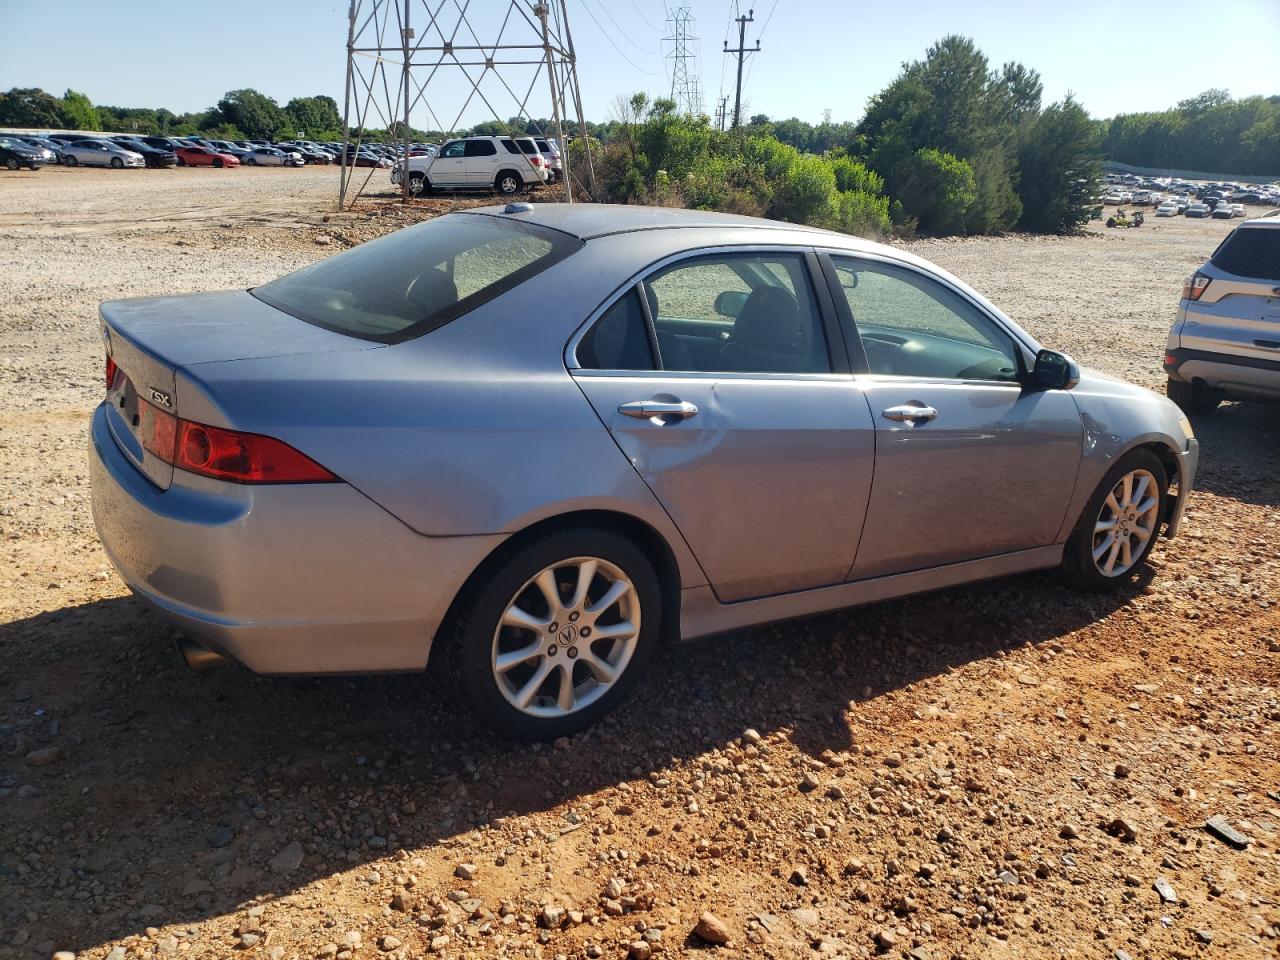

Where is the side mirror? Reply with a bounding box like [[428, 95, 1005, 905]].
[[714, 290, 749, 318], [1032, 349, 1080, 391]]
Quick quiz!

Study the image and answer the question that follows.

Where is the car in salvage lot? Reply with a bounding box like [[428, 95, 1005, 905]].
[[60, 139, 145, 168], [174, 145, 239, 168], [1165, 216, 1280, 412], [0, 136, 47, 170], [90, 204, 1199, 740]]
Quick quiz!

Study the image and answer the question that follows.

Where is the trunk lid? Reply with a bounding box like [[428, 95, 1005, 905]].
[[101, 290, 377, 490]]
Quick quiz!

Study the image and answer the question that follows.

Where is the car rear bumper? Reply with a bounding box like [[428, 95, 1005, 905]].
[[89, 403, 505, 674], [1165, 347, 1280, 401]]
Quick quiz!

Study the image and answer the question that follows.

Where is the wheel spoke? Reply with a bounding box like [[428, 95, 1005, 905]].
[[1119, 534, 1133, 569], [1121, 472, 1133, 507], [581, 652, 618, 683], [534, 568, 562, 618], [1104, 535, 1123, 574], [514, 659, 553, 709], [1092, 532, 1115, 562], [494, 643, 542, 674], [1130, 474, 1150, 508], [567, 559, 598, 611], [554, 663, 574, 712], [1132, 522, 1154, 543], [1104, 492, 1122, 517], [501, 604, 549, 634], [1094, 518, 1117, 534], [586, 579, 630, 618], [590, 619, 638, 642], [1135, 496, 1158, 518]]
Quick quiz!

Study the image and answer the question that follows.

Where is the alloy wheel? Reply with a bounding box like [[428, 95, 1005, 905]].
[[1091, 468, 1159, 577], [491, 556, 640, 719]]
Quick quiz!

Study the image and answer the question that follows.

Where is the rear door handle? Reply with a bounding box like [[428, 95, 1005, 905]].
[[882, 402, 938, 424], [618, 399, 698, 422], [1253, 339, 1280, 350]]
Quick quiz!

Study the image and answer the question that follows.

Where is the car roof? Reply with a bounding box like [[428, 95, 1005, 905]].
[[1240, 216, 1280, 228], [461, 202, 850, 242]]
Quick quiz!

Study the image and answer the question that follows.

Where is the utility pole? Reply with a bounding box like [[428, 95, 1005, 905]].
[[714, 96, 729, 131], [723, 9, 759, 129]]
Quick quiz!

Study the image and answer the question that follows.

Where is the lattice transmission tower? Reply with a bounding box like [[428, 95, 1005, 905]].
[[340, 0, 596, 209], [663, 5, 703, 116]]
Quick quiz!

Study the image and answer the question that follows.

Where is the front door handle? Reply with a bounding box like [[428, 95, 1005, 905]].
[[618, 399, 699, 423], [882, 402, 938, 424]]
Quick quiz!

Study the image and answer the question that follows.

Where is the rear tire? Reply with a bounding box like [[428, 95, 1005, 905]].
[[5, 158, 17, 171], [1166, 377, 1220, 415], [1059, 448, 1168, 592], [495, 170, 523, 196], [445, 525, 662, 740]]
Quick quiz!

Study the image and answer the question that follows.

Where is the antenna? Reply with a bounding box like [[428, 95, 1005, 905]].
[[339, 0, 596, 209], [723, 8, 759, 129], [663, 5, 703, 116]]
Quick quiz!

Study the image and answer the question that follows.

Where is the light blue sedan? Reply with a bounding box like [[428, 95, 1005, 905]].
[[90, 204, 1198, 738]]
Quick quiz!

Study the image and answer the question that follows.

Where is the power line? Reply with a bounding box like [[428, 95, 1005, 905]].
[[625, 0, 662, 33], [578, 0, 659, 75], [595, 0, 655, 55]]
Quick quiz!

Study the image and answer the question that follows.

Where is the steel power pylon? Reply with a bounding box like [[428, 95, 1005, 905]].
[[723, 8, 759, 129], [339, 0, 596, 209], [663, 5, 702, 116]]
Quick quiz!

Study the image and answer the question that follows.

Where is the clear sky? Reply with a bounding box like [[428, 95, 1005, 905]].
[[1, 0, 1276, 128]]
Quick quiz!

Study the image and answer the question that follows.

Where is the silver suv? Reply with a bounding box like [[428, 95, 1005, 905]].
[[391, 135, 548, 196], [1165, 216, 1280, 413]]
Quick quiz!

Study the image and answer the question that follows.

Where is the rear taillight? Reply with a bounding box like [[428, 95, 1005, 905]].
[[530, 155, 544, 166], [105, 354, 118, 389], [139, 401, 338, 484], [1182, 272, 1211, 301]]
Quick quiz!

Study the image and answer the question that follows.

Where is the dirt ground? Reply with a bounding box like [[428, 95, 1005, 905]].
[[1, 166, 1278, 960]]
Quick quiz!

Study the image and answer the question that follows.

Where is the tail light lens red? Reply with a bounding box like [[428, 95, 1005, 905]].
[[139, 401, 338, 484], [105, 355, 118, 389], [1182, 272, 1211, 301]]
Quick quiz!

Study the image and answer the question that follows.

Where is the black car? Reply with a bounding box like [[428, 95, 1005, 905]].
[[112, 137, 179, 168], [140, 136, 189, 153], [0, 137, 46, 171]]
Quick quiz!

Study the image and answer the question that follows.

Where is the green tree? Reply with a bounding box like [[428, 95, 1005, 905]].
[[1017, 95, 1101, 234], [0, 88, 67, 127], [284, 95, 342, 137], [208, 89, 285, 140], [772, 153, 837, 226], [900, 148, 976, 234], [61, 89, 101, 130]]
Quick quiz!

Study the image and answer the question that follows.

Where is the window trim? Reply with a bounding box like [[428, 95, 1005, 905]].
[[565, 244, 851, 377], [816, 249, 1036, 385]]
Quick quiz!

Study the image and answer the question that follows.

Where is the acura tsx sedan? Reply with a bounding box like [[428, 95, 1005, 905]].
[[91, 204, 1199, 739]]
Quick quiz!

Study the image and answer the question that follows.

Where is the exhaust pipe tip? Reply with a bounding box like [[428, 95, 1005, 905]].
[[179, 638, 230, 673]]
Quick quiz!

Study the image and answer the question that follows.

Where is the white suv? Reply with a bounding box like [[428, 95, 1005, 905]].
[[391, 136, 547, 196], [1165, 216, 1280, 412]]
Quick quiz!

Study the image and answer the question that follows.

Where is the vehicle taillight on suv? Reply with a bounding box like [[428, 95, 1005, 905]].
[[1181, 272, 1211, 301]]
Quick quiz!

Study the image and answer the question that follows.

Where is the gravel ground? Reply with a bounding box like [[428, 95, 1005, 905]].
[[1, 166, 1278, 960]]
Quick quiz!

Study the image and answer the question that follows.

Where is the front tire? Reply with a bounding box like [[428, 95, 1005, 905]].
[[446, 526, 662, 740], [213, 158, 224, 168], [408, 173, 427, 196], [1166, 377, 1220, 415], [110, 156, 123, 169], [64, 155, 77, 167], [1059, 449, 1168, 591]]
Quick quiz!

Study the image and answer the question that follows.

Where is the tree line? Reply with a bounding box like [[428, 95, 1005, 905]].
[[2, 39, 1271, 236]]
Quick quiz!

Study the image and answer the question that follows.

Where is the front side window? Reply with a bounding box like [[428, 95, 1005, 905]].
[[645, 253, 830, 373], [440, 141, 465, 158], [830, 257, 1020, 382], [252, 214, 580, 342]]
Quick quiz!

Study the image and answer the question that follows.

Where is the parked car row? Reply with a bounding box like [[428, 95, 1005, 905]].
[[1104, 172, 1280, 207]]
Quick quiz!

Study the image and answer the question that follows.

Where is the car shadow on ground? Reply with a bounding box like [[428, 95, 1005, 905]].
[[1183, 400, 1280, 507], [1, 568, 1147, 953]]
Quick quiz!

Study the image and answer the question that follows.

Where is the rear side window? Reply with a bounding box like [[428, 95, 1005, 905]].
[[578, 290, 654, 371], [501, 139, 520, 154], [1212, 227, 1280, 281], [516, 140, 538, 155], [464, 140, 497, 157], [251, 215, 581, 343]]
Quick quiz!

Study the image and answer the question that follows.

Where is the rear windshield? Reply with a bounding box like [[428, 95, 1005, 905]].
[[1212, 226, 1280, 281], [251, 214, 581, 342]]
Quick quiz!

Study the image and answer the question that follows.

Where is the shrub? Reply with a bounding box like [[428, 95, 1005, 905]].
[[772, 154, 838, 227]]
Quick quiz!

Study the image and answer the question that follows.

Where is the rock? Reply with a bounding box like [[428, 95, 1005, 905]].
[[1016, 673, 1039, 686], [1059, 823, 1080, 840], [209, 825, 235, 848], [1113, 764, 1131, 779], [743, 728, 762, 744], [454, 862, 477, 881], [52, 953, 76, 960], [1204, 815, 1251, 849], [604, 877, 624, 899], [429, 935, 450, 953], [239, 933, 260, 948], [390, 891, 416, 912], [586, 946, 603, 959], [106, 949, 126, 960], [1195, 930, 1214, 944], [342, 932, 362, 949], [874, 929, 897, 949], [1153, 877, 1178, 903], [540, 904, 565, 929], [694, 911, 730, 945], [1107, 818, 1138, 842], [789, 865, 808, 885], [378, 936, 401, 952], [1133, 683, 1160, 693], [799, 772, 820, 792], [908, 949, 932, 960], [615, 804, 636, 816], [628, 942, 652, 960], [269, 841, 305, 873], [182, 878, 213, 896], [25, 747, 64, 766], [17, 784, 39, 799], [826, 785, 845, 800], [1114, 951, 1134, 960], [997, 870, 1019, 885]]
